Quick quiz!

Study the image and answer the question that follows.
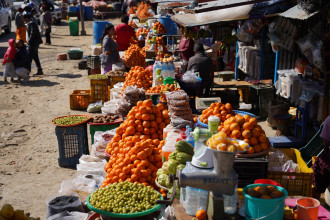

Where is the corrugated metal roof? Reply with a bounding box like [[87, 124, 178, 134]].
[[280, 5, 318, 20]]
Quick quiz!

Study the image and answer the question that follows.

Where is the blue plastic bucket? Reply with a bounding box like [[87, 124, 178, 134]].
[[93, 21, 110, 45], [68, 6, 78, 12], [84, 6, 93, 20], [159, 15, 177, 35], [76, 5, 84, 12], [243, 184, 288, 220]]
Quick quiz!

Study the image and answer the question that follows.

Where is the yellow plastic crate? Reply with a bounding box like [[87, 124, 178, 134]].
[[109, 75, 125, 89], [90, 79, 109, 103]]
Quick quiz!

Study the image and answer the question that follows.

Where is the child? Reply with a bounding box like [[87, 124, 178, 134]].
[[2, 39, 16, 83]]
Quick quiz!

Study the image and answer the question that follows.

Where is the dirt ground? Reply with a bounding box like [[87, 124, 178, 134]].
[[0, 18, 277, 219]]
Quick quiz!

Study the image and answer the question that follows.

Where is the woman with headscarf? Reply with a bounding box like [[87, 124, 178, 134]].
[[100, 24, 120, 74], [15, 8, 26, 43]]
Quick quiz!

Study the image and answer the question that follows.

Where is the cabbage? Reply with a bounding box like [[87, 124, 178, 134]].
[[168, 159, 180, 175], [162, 161, 170, 174], [168, 151, 178, 160], [177, 164, 185, 171], [157, 168, 168, 176], [158, 174, 169, 187], [175, 152, 193, 164]]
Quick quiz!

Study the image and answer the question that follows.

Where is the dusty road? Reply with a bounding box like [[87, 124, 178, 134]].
[[0, 18, 120, 219]]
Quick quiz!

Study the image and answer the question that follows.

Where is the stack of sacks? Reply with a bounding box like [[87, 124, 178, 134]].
[[166, 90, 193, 128]]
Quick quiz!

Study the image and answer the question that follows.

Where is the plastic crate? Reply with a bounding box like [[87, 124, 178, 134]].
[[109, 75, 125, 89], [87, 56, 101, 69], [55, 124, 89, 168], [234, 157, 268, 188], [70, 90, 91, 110], [90, 79, 109, 103], [89, 123, 121, 144]]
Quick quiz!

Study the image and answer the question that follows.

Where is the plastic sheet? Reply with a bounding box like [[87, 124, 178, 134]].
[[102, 99, 120, 115]]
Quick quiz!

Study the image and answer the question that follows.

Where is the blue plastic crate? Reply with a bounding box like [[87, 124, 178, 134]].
[[55, 124, 89, 168]]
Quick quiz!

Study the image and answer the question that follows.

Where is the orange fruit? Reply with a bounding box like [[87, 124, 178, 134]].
[[260, 142, 269, 150], [225, 103, 232, 112], [247, 146, 255, 154], [242, 130, 252, 139], [139, 106, 147, 114], [267, 186, 276, 193], [230, 123, 240, 131], [243, 114, 251, 122], [143, 99, 153, 107], [142, 114, 150, 121], [232, 130, 241, 138], [258, 135, 268, 143], [250, 137, 258, 145], [162, 110, 169, 118], [252, 129, 261, 137], [221, 128, 230, 135], [243, 138, 250, 145], [254, 144, 262, 153], [249, 118, 258, 126], [195, 209, 207, 220], [260, 195, 272, 199], [136, 125, 143, 132], [235, 115, 245, 125], [243, 122, 253, 130]]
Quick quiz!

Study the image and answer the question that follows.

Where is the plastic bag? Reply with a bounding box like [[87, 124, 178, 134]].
[[112, 61, 126, 71], [282, 160, 300, 173], [47, 211, 88, 220], [166, 90, 189, 101], [159, 206, 176, 220], [182, 70, 199, 84], [76, 160, 106, 177], [46, 192, 84, 219], [171, 118, 193, 129], [79, 154, 106, 164], [268, 149, 290, 171], [102, 99, 120, 115], [110, 83, 124, 100], [87, 100, 103, 113]]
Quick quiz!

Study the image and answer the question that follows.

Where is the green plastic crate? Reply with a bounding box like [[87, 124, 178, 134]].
[[89, 123, 120, 144]]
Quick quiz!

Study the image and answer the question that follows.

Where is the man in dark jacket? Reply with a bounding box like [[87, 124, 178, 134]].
[[23, 14, 43, 75], [187, 43, 214, 97], [13, 40, 31, 83]]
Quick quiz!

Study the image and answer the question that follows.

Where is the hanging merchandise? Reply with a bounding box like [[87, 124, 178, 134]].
[[237, 19, 263, 43]]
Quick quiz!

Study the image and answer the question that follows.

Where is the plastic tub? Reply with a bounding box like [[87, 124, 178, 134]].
[[159, 15, 177, 35], [93, 21, 110, 45], [296, 198, 320, 220], [254, 179, 281, 186], [67, 50, 83, 59], [243, 184, 288, 220], [68, 6, 78, 12], [84, 6, 93, 20]]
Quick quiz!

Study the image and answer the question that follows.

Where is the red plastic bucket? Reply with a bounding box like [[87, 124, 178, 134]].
[[254, 179, 281, 187]]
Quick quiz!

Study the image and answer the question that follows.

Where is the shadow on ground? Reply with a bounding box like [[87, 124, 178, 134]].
[[56, 73, 82, 78], [24, 79, 60, 87]]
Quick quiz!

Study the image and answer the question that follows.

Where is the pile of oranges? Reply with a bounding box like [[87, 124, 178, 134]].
[[124, 44, 146, 67], [153, 22, 166, 34], [193, 102, 235, 124], [218, 114, 270, 154], [146, 84, 179, 93], [136, 28, 149, 38], [130, 37, 139, 45], [103, 100, 170, 187], [127, 6, 137, 15], [123, 66, 153, 91], [129, 20, 138, 29], [137, 2, 152, 19]]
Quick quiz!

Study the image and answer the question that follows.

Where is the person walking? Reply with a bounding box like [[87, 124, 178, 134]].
[[115, 14, 136, 51], [100, 24, 120, 74], [23, 14, 43, 76], [13, 40, 31, 83], [41, 5, 52, 45], [2, 39, 16, 83], [187, 43, 213, 97], [15, 8, 27, 43]]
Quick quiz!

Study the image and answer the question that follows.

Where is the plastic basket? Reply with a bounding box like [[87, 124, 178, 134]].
[[87, 56, 101, 69], [90, 79, 109, 103], [86, 192, 163, 218], [55, 124, 89, 168], [109, 75, 125, 89], [70, 90, 91, 110], [89, 121, 122, 144], [234, 157, 268, 188]]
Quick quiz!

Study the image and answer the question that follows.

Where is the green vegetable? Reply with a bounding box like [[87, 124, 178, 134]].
[[168, 151, 177, 160], [175, 140, 194, 155], [177, 164, 185, 171], [88, 74, 109, 80], [158, 174, 169, 187], [168, 159, 179, 175], [162, 161, 170, 174], [89, 182, 160, 214], [175, 152, 192, 165], [53, 116, 89, 126], [156, 168, 167, 176], [168, 181, 180, 199]]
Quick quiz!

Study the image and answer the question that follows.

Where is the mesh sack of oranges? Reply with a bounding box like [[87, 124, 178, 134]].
[[103, 100, 171, 188], [193, 102, 235, 124], [124, 44, 146, 67], [218, 114, 270, 154], [122, 66, 152, 92]]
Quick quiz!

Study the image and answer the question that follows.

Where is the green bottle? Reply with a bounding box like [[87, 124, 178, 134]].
[[156, 68, 163, 86]]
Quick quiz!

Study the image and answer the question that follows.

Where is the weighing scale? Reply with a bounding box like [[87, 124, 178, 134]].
[[195, 97, 221, 110]]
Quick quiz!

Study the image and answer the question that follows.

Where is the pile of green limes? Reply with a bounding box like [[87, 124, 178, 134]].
[[53, 116, 89, 126]]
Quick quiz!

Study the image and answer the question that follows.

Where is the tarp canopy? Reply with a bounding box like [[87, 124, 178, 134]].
[[171, 4, 254, 27], [280, 5, 319, 20]]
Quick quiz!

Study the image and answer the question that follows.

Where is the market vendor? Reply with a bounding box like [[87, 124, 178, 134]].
[[177, 27, 195, 71], [312, 115, 330, 200], [115, 14, 136, 51], [187, 43, 213, 97], [100, 24, 120, 74]]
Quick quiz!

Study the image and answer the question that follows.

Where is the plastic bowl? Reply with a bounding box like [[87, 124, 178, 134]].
[[87, 192, 163, 218]]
